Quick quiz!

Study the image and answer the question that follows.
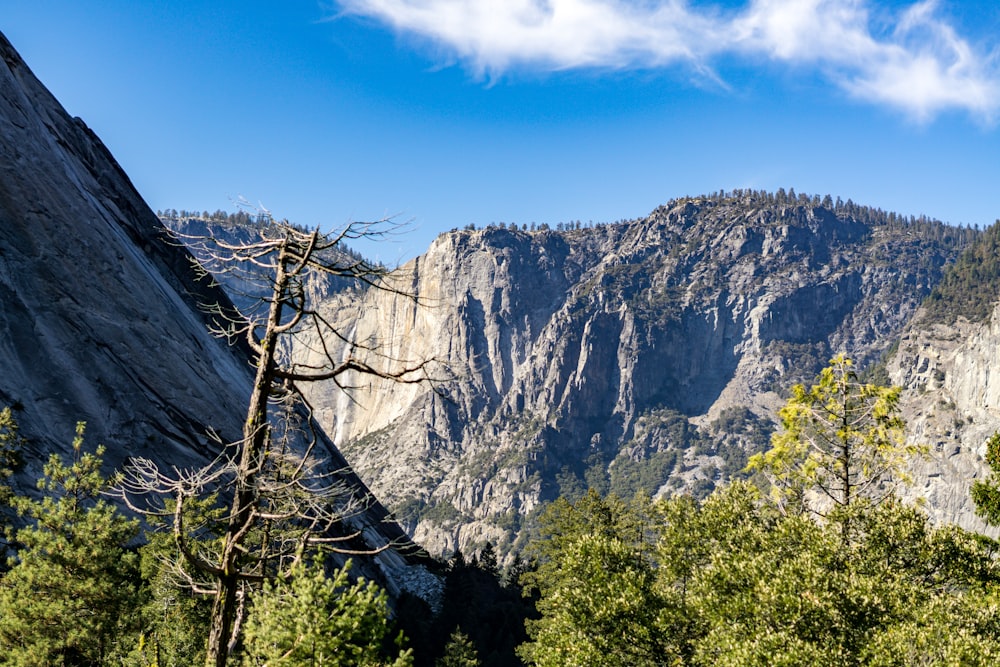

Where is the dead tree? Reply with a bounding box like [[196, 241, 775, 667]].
[[115, 215, 435, 667]]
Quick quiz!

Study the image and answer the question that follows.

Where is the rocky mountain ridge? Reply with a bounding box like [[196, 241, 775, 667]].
[[287, 193, 979, 557]]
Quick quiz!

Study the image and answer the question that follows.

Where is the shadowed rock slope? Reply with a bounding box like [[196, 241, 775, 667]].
[[0, 32, 436, 600], [296, 192, 975, 556]]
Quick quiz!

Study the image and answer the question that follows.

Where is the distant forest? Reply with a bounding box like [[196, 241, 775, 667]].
[[922, 220, 1000, 324], [446, 188, 985, 243]]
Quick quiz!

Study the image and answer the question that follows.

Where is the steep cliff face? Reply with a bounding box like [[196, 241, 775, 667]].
[[0, 31, 248, 476], [0, 32, 437, 599], [296, 194, 970, 556], [888, 307, 1000, 536]]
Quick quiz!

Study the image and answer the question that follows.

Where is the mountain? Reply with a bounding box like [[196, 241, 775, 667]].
[[0, 31, 437, 600], [286, 192, 979, 556]]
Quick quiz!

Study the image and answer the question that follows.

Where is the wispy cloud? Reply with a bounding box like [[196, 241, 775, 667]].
[[332, 0, 1000, 122]]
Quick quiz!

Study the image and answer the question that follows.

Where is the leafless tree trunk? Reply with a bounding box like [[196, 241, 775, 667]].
[[114, 213, 438, 667]]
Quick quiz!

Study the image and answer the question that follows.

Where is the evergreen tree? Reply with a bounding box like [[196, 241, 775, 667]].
[[0, 407, 24, 506], [428, 545, 533, 667], [521, 482, 1000, 666], [747, 354, 922, 513], [685, 490, 1000, 665], [476, 541, 499, 578], [519, 492, 673, 666], [0, 406, 25, 564], [124, 495, 222, 666], [241, 557, 413, 666], [0, 422, 141, 665], [971, 431, 1000, 526], [519, 364, 1000, 665], [922, 220, 1000, 324], [436, 629, 479, 667]]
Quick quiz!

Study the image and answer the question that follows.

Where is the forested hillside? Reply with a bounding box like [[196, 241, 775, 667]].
[[921, 219, 1000, 324]]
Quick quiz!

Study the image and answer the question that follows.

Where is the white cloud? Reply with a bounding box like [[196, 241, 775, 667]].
[[846, 1, 1000, 121], [334, 0, 715, 72], [732, 0, 878, 63], [332, 0, 1000, 122]]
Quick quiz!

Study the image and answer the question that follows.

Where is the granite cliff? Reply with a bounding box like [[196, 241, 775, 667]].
[[292, 193, 977, 556]]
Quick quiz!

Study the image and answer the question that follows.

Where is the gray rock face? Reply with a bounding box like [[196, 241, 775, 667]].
[[889, 309, 1000, 535], [0, 31, 437, 601], [295, 194, 969, 556], [0, 31, 247, 476]]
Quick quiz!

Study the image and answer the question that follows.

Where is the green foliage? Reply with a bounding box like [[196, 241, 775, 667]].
[[972, 431, 1000, 526], [436, 629, 480, 667], [420, 500, 464, 525], [392, 494, 465, 528], [242, 557, 413, 667], [0, 407, 24, 507], [474, 542, 499, 578], [690, 496, 1000, 666], [922, 220, 1000, 324], [123, 495, 223, 666], [414, 547, 534, 667], [521, 530, 666, 666], [858, 339, 900, 387], [608, 449, 679, 498], [0, 407, 25, 565], [519, 492, 677, 666], [707, 406, 775, 481], [554, 466, 587, 503], [607, 407, 711, 499], [519, 482, 1000, 666], [762, 340, 829, 393], [747, 354, 922, 511], [861, 594, 1000, 665], [0, 422, 141, 665]]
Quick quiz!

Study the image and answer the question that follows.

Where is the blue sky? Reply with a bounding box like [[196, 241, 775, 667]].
[[5, 1, 1000, 262]]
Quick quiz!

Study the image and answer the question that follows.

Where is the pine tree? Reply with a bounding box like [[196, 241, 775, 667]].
[[436, 628, 479, 667], [0, 406, 25, 565], [476, 541, 499, 578], [0, 407, 24, 505], [241, 557, 413, 666], [124, 495, 222, 666], [972, 432, 1000, 526], [519, 492, 672, 666], [0, 422, 141, 665], [747, 354, 922, 513]]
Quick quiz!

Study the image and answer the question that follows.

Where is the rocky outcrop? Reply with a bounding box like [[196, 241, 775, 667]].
[[0, 31, 438, 600], [889, 308, 1000, 535], [295, 194, 970, 557]]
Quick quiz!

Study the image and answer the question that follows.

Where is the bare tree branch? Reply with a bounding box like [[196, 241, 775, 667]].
[[115, 210, 442, 667]]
